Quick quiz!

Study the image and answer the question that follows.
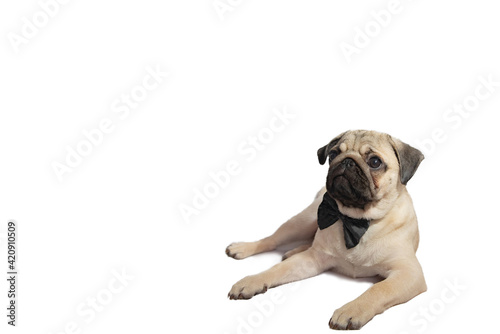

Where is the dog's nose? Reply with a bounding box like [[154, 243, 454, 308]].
[[341, 158, 355, 168]]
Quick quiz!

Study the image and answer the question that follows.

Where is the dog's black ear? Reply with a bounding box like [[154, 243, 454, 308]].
[[317, 132, 347, 165], [317, 144, 329, 165], [389, 136, 424, 185]]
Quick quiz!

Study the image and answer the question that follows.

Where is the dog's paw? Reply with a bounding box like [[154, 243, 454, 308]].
[[226, 242, 258, 260], [228, 275, 269, 300], [329, 301, 374, 330]]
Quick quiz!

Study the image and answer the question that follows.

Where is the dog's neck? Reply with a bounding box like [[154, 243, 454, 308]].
[[336, 185, 407, 221]]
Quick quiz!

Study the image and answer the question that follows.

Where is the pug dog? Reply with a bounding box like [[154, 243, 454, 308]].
[[226, 130, 426, 330]]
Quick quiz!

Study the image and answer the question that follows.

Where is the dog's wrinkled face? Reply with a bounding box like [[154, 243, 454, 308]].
[[317, 130, 424, 213]]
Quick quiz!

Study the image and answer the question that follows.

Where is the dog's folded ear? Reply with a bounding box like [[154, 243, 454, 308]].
[[317, 132, 347, 165], [317, 145, 329, 165], [389, 136, 424, 185]]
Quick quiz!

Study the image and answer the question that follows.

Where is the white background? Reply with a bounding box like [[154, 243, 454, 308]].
[[1, 0, 499, 333]]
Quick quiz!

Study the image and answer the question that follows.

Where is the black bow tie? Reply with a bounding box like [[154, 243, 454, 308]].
[[317, 193, 370, 249]]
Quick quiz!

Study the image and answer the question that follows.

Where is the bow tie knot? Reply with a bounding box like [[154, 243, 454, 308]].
[[317, 193, 370, 249]]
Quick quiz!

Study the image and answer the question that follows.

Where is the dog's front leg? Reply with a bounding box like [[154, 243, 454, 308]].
[[329, 258, 427, 330], [228, 247, 331, 300]]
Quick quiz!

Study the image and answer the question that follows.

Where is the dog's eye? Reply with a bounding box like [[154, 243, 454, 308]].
[[368, 156, 383, 169], [328, 150, 339, 162]]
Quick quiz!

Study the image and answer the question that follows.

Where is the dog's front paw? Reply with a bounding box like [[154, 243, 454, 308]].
[[226, 242, 258, 260], [228, 275, 269, 300], [329, 301, 374, 330]]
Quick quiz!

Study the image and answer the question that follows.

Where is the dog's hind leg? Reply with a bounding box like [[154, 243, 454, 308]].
[[226, 189, 325, 260], [281, 242, 312, 261]]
